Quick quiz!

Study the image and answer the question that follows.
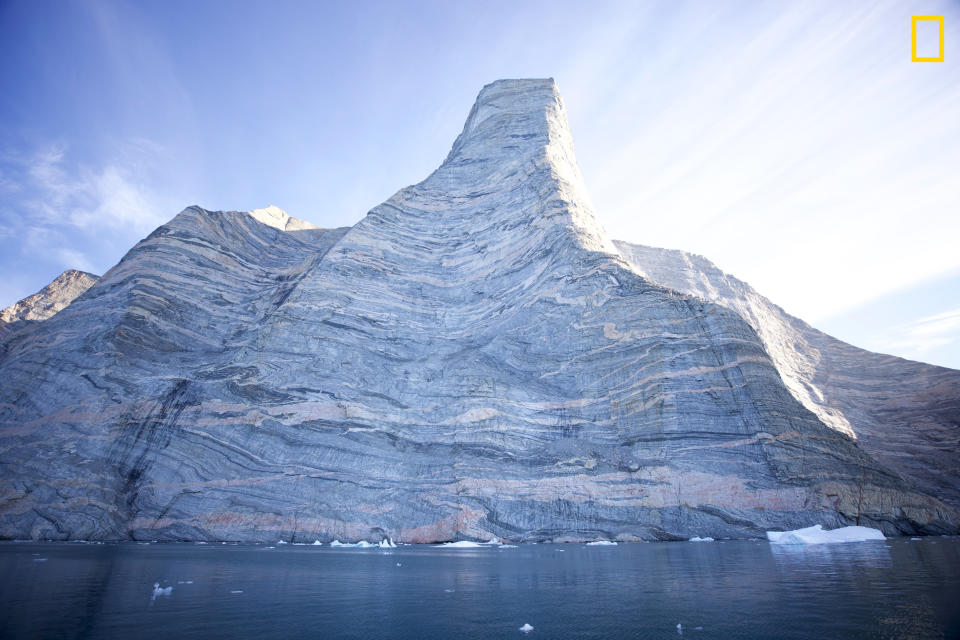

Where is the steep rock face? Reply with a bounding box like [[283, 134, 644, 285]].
[[615, 242, 960, 509], [0, 269, 99, 349], [0, 79, 956, 542]]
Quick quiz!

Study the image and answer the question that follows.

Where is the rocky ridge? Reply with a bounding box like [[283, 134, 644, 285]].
[[0, 269, 99, 350], [0, 79, 956, 542]]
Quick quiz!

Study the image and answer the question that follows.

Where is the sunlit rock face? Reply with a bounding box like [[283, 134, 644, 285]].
[[0, 79, 956, 543], [615, 242, 960, 510], [0, 269, 98, 350]]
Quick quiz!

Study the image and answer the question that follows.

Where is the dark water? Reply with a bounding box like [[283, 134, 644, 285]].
[[2, 538, 959, 639]]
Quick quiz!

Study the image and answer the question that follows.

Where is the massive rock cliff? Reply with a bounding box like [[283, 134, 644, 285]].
[[0, 79, 956, 542]]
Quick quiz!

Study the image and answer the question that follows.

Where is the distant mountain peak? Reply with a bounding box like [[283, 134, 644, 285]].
[[0, 269, 99, 325], [248, 205, 320, 231]]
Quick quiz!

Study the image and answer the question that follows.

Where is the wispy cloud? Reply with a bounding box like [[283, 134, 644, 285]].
[[0, 141, 173, 302], [877, 309, 960, 357], [10, 145, 167, 233], [576, 0, 960, 324]]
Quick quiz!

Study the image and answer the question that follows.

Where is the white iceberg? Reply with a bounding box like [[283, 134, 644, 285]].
[[329, 539, 375, 548], [766, 525, 885, 545], [586, 540, 617, 546], [378, 538, 397, 548], [312, 540, 323, 546], [688, 537, 714, 542], [439, 540, 485, 548], [519, 623, 534, 633], [152, 583, 172, 598]]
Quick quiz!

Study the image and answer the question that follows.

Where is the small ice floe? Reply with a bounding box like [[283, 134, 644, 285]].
[[439, 541, 486, 548], [556, 549, 565, 552], [766, 525, 885, 545], [500, 544, 518, 548], [312, 540, 323, 546], [277, 540, 288, 545], [695, 627, 703, 631], [33, 557, 48, 562], [677, 622, 682, 635], [378, 538, 397, 548], [194, 541, 207, 545], [230, 590, 243, 594], [330, 540, 375, 548], [444, 588, 455, 593], [688, 537, 714, 542], [265, 546, 276, 549], [152, 583, 173, 598], [586, 540, 617, 546], [31, 553, 40, 556], [177, 580, 193, 584], [911, 537, 922, 541], [396, 562, 402, 567], [519, 623, 534, 633]]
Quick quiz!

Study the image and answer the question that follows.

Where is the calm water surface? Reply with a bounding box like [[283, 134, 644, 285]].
[[1, 538, 958, 639]]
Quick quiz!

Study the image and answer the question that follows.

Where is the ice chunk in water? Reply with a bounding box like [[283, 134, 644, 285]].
[[519, 623, 534, 633], [586, 540, 617, 546], [766, 525, 885, 545]]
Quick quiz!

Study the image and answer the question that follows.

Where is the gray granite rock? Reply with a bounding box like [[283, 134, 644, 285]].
[[0, 79, 956, 542]]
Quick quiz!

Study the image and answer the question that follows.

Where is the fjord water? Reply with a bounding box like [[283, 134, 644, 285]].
[[2, 539, 958, 639]]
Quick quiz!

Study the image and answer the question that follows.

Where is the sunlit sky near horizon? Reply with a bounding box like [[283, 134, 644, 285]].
[[1, 0, 958, 368]]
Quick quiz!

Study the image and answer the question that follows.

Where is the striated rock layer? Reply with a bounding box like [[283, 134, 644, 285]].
[[0, 79, 957, 542]]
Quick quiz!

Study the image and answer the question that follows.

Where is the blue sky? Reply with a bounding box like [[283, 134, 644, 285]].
[[1, 0, 958, 368]]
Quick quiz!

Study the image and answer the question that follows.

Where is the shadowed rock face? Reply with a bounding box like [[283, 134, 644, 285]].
[[0, 79, 956, 542]]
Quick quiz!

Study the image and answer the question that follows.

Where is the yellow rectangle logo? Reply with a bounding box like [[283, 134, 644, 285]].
[[912, 16, 944, 62]]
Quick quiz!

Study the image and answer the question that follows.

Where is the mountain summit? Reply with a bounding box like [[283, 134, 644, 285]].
[[0, 80, 956, 542]]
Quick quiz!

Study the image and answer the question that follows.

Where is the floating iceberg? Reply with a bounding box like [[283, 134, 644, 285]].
[[688, 537, 714, 542], [378, 538, 397, 548], [152, 583, 173, 598], [519, 623, 534, 633], [586, 540, 617, 546], [329, 540, 375, 548], [766, 525, 885, 545], [439, 540, 486, 548], [312, 540, 323, 546]]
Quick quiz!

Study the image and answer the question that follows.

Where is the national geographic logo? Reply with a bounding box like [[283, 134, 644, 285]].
[[912, 15, 944, 62]]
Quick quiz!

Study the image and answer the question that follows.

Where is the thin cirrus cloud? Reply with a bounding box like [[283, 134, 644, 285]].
[[877, 308, 960, 356], [0, 143, 169, 305], [577, 1, 959, 328]]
